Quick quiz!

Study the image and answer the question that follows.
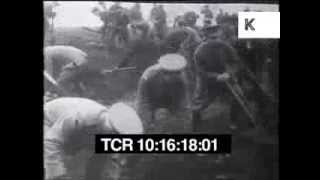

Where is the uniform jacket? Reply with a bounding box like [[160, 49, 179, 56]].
[[44, 97, 110, 154], [192, 40, 240, 111], [136, 64, 188, 132], [44, 46, 88, 79]]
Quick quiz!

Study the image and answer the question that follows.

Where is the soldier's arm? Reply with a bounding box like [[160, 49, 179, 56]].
[[136, 77, 154, 133]]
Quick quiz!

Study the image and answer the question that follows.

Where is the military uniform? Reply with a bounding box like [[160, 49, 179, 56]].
[[109, 3, 122, 12], [44, 98, 143, 180], [136, 54, 191, 133], [44, 46, 93, 97], [200, 25, 222, 41], [234, 39, 279, 180], [200, 6, 214, 27], [150, 5, 168, 41], [57, 65, 107, 98], [44, 46, 88, 79], [192, 40, 242, 131], [103, 5, 130, 49], [129, 4, 143, 23], [97, 11, 110, 40], [173, 15, 185, 29], [128, 20, 150, 41], [182, 11, 200, 31], [44, 3, 57, 46], [117, 37, 160, 74], [160, 28, 202, 105]]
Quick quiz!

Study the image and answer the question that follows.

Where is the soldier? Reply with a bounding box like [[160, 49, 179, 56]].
[[129, 3, 143, 23], [192, 40, 243, 132], [98, 1, 107, 10], [118, 22, 159, 74], [200, 24, 237, 47], [182, 11, 200, 31], [136, 54, 190, 133], [160, 28, 201, 55], [173, 15, 185, 29], [109, 2, 123, 12], [201, 5, 214, 27], [91, 3, 110, 40], [44, 45, 104, 98], [234, 38, 279, 130], [216, 9, 224, 25], [160, 27, 202, 105], [44, 2, 59, 46], [149, 4, 168, 41], [44, 98, 143, 180], [44, 45, 88, 80], [200, 25, 221, 41], [105, 4, 130, 49], [44, 3, 55, 34]]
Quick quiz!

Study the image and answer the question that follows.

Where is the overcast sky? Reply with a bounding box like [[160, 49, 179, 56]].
[[45, 1, 279, 27]]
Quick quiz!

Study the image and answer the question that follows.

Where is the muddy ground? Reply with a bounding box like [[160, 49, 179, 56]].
[[49, 27, 278, 180]]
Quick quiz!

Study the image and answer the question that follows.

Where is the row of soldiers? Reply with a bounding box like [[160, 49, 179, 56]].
[[44, 3, 278, 180], [88, 2, 218, 48]]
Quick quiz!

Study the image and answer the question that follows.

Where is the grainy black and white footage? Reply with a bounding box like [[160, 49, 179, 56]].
[[44, 2, 279, 180]]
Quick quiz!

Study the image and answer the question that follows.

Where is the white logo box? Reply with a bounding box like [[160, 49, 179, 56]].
[[238, 12, 280, 39]]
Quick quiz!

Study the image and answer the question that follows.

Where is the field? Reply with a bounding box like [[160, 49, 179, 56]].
[[49, 27, 278, 180]]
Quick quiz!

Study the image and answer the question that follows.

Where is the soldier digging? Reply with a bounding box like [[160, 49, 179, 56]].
[[136, 54, 191, 134]]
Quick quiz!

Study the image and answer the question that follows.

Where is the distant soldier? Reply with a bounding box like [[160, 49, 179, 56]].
[[44, 2, 59, 46], [44, 98, 143, 180], [216, 9, 224, 25], [127, 3, 147, 42], [160, 28, 201, 55], [200, 25, 222, 41], [44, 3, 55, 33], [201, 25, 237, 46], [136, 54, 191, 133], [182, 11, 200, 31], [129, 3, 143, 23], [200, 5, 214, 27], [150, 4, 166, 24], [91, 2, 110, 40], [109, 2, 123, 12], [150, 4, 168, 41], [108, 7, 130, 29], [105, 4, 130, 49], [98, 1, 107, 10], [128, 20, 150, 41], [173, 15, 185, 29], [118, 22, 159, 74]]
